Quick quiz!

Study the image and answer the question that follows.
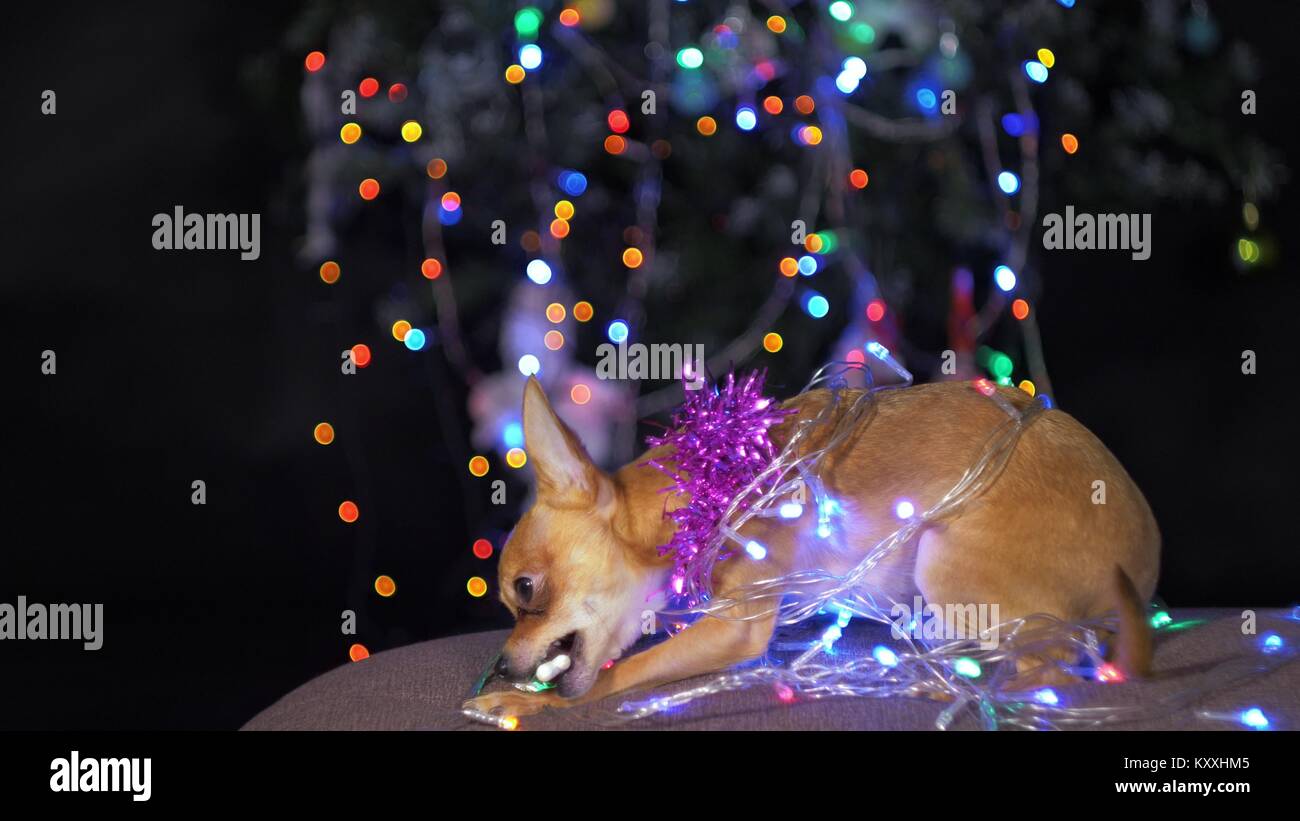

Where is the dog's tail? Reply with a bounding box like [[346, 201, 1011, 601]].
[[1108, 564, 1153, 678]]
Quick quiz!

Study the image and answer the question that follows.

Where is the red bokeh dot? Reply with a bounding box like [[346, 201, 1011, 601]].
[[472, 538, 493, 559], [359, 178, 380, 200], [305, 51, 326, 72], [351, 343, 372, 368], [349, 643, 370, 662], [421, 258, 443, 280], [388, 83, 408, 102], [359, 77, 379, 98], [1011, 299, 1030, 320], [338, 501, 359, 523], [607, 109, 630, 134], [846, 348, 866, 364], [866, 299, 886, 322]]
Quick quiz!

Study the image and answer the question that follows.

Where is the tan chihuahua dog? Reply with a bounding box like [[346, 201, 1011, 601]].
[[466, 376, 1159, 718]]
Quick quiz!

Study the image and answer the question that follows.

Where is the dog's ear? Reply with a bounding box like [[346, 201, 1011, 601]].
[[523, 376, 608, 505]]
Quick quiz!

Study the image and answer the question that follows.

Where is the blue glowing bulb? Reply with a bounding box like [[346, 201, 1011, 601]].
[[953, 657, 982, 678], [745, 540, 768, 560], [894, 500, 915, 519], [502, 421, 524, 449], [1034, 688, 1060, 706], [403, 328, 426, 351], [606, 320, 629, 344], [1057, 0, 1075, 7], [1261, 632, 1284, 654], [526, 259, 552, 285], [735, 106, 757, 131], [817, 523, 832, 538], [822, 625, 843, 646], [803, 293, 830, 318], [1001, 113, 1025, 137], [872, 645, 899, 667], [797, 255, 818, 275], [836, 609, 852, 628], [835, 71, 860, 95], [519, 44, 543, 70], [1240, 708, 1270, 730], [916, 88, 937, 110], [866, 341, 889, 359], [439, 206, 462, 226], [518, 354, 541, 376], [778, 502, 804, 519], [994, 264, 1017, 292], [997, 171, 1020, 194], [1024, 61, 1049, 83], [558, 170, 588, 196]]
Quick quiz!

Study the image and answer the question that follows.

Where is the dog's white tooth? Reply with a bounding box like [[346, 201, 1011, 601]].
[[552, 654, 571, 673], [535, 662, 556, 682]]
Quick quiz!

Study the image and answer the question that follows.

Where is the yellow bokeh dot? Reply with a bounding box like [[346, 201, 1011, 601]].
[[1018, 380, 1036, 397], [319, 260, 341, 284], [802, 126, 823, 145], [766, 15, 787, 34], [391, 320, 412, 341], [555, 200, 575, 220], [779, 257, 799, 277], [313, 422, 335, 445], [804, 234, 824, 253], [400, 120, 423, 142], [339, 123, 362, 144], [468, 455, 490, 477], [1037, 48, 1056, 69], [622, 247, 644, 268], [573, 301, 594, 322], [544, 330, 565, 350], [505, 64, 526, 84], [763, 332, 784, 353], [374, 575, 396, 597], [467, 576, 488, 597], [546, 302, 566, 323], [696, 116, 717, 136], [506, 448, 528, 468]]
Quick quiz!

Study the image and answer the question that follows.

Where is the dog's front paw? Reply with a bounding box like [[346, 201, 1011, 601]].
[[463, 689, 562, 720]]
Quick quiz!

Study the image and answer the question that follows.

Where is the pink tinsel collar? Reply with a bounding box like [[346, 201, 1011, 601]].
[[645, 371, 794, 606]]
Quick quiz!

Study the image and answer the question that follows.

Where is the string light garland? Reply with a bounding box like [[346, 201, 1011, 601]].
[[613, 356, 1296, 730]]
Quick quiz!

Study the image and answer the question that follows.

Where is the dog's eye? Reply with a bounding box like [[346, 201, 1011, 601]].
[[514, 577, 534, 604]]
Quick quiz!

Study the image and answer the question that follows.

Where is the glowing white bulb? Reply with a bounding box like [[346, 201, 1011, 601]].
[[894, 500, 915, 519], [526, 259, 552, 285], [518, 354, 541, 376], [778, 502, 803, 519], [745, 540, 768, 560]]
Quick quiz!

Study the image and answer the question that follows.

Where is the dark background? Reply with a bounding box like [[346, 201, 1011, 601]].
[[3, 1, 1298, 729]]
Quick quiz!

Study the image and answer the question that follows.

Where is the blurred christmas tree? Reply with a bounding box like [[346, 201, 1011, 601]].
[[276, 0, 1282, 633]]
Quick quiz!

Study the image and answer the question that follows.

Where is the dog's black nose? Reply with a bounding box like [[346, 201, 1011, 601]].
[[494, 654, 511, 679]]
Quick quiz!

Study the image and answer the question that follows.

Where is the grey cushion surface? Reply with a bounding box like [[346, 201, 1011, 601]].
[[243, 608, 1299, 731]]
